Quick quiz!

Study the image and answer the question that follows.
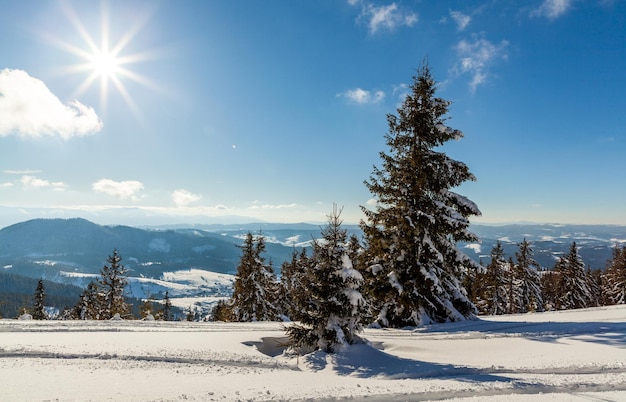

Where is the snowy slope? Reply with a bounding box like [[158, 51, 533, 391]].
[[60, 268, 234, 312], [1, 305, 625, 401]]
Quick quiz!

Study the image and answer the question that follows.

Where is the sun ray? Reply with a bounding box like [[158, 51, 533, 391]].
[[48, 1, 159, 119]]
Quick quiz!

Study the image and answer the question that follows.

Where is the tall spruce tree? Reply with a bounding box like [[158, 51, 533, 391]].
[[556, 242, 591, 310], [32, 279, 47, 320], [603, 245, 626, 305], [286, 206, 365, 353], [231, 232, 279, 322], [361, 64, 480, 327], [513, 238, 544, 313], [98, 249, 130, 319]]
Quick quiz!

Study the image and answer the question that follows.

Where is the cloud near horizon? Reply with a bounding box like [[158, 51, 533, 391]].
[[92, 179, 144, 200], [172, 189, 202, 208], [0, 68, 103, 139], [20, 175, 67, 191]]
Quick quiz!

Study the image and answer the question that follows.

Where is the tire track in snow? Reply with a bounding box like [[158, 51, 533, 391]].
[[0, 348, 300, 371]]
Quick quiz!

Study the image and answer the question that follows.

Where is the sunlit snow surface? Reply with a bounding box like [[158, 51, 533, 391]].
[[1, 306, 626, 401]]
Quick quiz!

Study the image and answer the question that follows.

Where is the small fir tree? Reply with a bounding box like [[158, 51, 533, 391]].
[[231, 232, 279, 322], [513, 239, 544, 313], [32, 279, 47, 320], [285, 206, 365, 353], [478, 242, 509, 315], [211, 299, 233, 321], [603, 245, 626, 305], [556, 242, 592, 310], [98, 249, 130, 319], [360, 64, 480, 327], [540, 270, 561, 311], [162, 291, 173, 321], [279, 248, 310, 320], [76, 281, 101, 320]]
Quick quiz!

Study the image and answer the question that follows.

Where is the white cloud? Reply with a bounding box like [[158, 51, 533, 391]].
[[3, 169, 42, 175], [1, 182, 13, 188], [0, 69, 102, 139], [172, 189, 202, 208], [20, 175, 67, 191], [350, 2, 417, 34], [449, 10, 471, 31], [454, 35, 509, 92], [532, 0, 572, 19], [338, 88, 385, 104], [92, 179, 144, 200]]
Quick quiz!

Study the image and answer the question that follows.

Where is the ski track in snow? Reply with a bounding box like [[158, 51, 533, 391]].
[[1, 306, 626, 401]]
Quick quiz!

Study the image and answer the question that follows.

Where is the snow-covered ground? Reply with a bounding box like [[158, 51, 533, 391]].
[[1, 305, 626, 401]]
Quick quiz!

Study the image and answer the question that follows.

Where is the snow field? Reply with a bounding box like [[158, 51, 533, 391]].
[[1, 305, 626, 401]]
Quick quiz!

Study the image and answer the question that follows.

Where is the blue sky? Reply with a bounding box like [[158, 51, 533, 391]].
[[1, 0, 625, 227]]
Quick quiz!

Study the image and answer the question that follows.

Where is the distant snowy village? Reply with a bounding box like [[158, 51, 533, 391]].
[[2, 67, 626, 400]]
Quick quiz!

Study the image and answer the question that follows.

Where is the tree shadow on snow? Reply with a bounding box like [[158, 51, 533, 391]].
[[303, 343, 513, 383]]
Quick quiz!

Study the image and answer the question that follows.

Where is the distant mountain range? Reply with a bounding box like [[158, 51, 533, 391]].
[[1, 218, 625, 317]]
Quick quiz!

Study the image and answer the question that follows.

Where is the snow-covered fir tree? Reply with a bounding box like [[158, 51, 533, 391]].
[[513, 238, 544, 313], [360, 64, 480, 327], [75, 281, 101, 320], [98, 249, 130, 319], [286, 206, 365, 353], [556, 242, 592, 310], [32, 279, 47, 320], [603, 245, 626, 305], [475, 242, 509, 315], [231, 232, 279, 322], [279, 248, 311, 320], [540, 270, 561, 311], [210, 299, 232, 321]]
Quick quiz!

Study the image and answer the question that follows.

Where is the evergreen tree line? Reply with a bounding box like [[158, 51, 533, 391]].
[[22, 249, 181, 321], [467, 240, 626, 315], [0, 272, 81, 318]]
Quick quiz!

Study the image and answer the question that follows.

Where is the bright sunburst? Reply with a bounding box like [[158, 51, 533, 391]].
[[53, 2, 156, 116]]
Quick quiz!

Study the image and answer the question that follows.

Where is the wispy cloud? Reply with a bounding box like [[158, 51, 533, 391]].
[[449, 10, 471, 31], [249, 203, 298, 210], [172, 189, 202, 208], [349, 1, 417, 34], [454, 35, 509, 92], [20, 175, 67, 191], [337, 88, 385, 104], [531, 0, 572, 19], [3, 169, 43, 175], [92, 179, 144, 200], [1, 182, 14, 188], [0, 69, 103, 139]]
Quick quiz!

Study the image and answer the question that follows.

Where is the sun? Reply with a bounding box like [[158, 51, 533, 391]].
[[89, 49, 120, 80], [52, 2, 157, 116]]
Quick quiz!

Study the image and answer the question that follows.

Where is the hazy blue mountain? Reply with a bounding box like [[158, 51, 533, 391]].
[[463, 224, 626, 269]]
